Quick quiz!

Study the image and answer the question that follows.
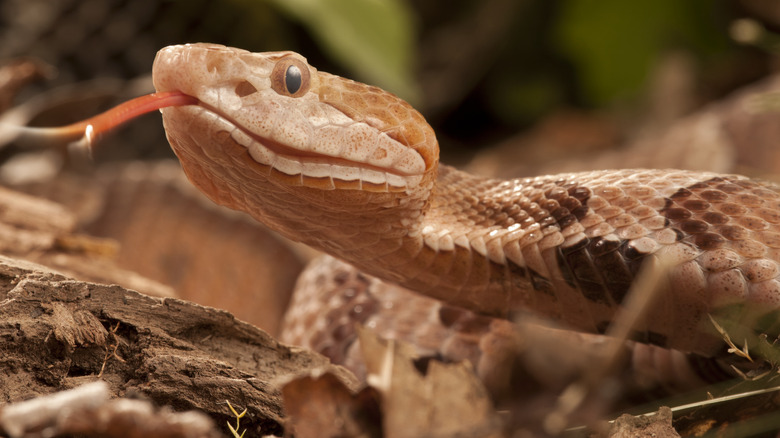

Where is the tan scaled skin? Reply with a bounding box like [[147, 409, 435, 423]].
[[153, 43, 780, 357]]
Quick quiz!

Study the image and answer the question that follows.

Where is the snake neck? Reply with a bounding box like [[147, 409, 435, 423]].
[[293, 163, 565, 316], [351, 164, 563, 315]]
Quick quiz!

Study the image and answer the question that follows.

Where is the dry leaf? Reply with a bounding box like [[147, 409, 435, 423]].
[[358, 326, 504, 438], [282, 373, 382, 438]]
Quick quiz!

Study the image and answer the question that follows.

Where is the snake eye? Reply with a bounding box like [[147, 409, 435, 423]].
[[285, 65, 302, 94], [270, 57, 310, 97]]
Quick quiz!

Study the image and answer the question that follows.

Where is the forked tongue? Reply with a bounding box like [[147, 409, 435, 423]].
[[10, 91, 197, 151]]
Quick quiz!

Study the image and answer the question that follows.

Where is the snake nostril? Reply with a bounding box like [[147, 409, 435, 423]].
[[235, 80, 258, 97]]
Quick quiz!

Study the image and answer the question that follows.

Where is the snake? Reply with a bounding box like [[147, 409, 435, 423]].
[[42, 43, 780, 387]]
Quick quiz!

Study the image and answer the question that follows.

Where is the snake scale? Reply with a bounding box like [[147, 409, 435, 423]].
[[150, 43, 780, 379]]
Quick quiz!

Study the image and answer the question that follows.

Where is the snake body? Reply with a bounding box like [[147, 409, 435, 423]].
[[152, 43, 780, 361]]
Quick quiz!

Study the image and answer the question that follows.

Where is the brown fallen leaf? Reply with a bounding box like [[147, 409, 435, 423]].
[[282, 373, 382, 438], [358, 326, 504, 438]]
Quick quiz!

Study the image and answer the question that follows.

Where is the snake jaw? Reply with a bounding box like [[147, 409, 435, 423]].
[[153, 43, 431, 193]]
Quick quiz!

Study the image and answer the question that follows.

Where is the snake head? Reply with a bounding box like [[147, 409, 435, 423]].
[[153, 43, 437, 196]]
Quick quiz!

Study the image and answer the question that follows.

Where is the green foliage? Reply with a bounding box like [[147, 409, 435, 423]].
[[554, 0, 730, 105], [263, 0, 418, 102]]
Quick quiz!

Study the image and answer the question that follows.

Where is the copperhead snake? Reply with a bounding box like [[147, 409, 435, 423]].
[[43, 43, 780, 391]]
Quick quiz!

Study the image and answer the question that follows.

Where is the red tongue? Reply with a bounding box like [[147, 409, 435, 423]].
[[27, 91, 197, 144]]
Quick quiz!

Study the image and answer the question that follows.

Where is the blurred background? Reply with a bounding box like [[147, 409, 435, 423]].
[[1, 0, 778, 168]]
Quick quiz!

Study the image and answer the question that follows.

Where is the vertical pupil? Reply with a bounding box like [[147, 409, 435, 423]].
[[285, 65, 302, 94]]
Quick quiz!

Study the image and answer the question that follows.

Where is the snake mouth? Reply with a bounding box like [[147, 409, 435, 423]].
[[184, 100, 424, 192]]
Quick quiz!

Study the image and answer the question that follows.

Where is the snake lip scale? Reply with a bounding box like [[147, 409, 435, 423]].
[[151, 43, 780, 362]]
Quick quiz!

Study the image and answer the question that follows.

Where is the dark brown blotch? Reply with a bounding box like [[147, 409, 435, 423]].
[[680, 219, 709, 234], [621, 241, 644, 260], [669, 188, 693, 199], [576, 280, 611, 305], [571, 205, 590, 220], [694, 232, 725, 250], [550, 207, 577, 230], [591, 239, 636, 303], [551, 206, 569, 219], [557, 239, 612, 305], [557, 213, 577, 229], [663, 207, 692, 220], [700, 189, 728, 202], [688, 181, 710, 190], [569, 186, 592, 202], [682, 199, 711, 211], [559, 197, 583, 212]]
